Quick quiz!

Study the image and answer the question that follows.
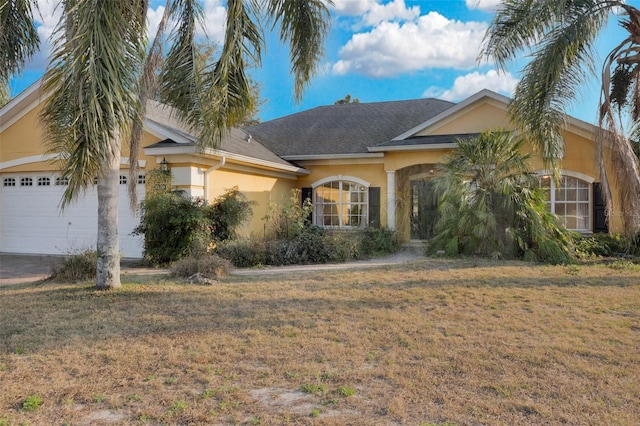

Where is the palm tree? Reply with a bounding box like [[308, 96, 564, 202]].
[[0, 0, 39, 106], [481, 0, 640, 239], [432, 130, 573, 263], [3, 0, 330, 289]]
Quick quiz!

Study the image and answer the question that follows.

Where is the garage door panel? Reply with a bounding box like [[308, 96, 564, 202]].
[[1, 173, 144, 257]]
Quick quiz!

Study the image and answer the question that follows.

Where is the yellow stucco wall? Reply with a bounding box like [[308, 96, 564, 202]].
[[206, 169, 296, 238], [1, 102, 161, 173], [420, 102, 513, 135]]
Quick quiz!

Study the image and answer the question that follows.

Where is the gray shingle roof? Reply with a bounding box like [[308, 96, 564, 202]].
[[145, 113, 296, 168], [245, 98, 455, 157]]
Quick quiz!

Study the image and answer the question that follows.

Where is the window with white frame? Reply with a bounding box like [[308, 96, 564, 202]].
[[56, 176, 69, 186], [20, 177, 33, 186], [313, 177, 369, 228], [120, 175, 127, 185], [3, 177, 16, 187], [540, 175, 591, 231], [37, 177, 50, 186]]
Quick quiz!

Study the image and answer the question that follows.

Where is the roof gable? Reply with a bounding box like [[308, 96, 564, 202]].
[[392, 89, 511, 141], [0, 80, 44, 132], [391, 89, 597, 142]]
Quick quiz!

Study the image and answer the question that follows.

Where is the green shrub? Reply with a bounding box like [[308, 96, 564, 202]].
[[49, 250, 97, 282], [264, 239, 305, 265], [575, 233, 627, 258], [170, 254, 231, 279], [216, 226, 399, 268], [208, 187, 255, 242], [215, 239, 266, 268], [357, 227, 399, 257], [135, 186, 253, 265], [135, 191, 211, 264], [216, 193, 400, 268]]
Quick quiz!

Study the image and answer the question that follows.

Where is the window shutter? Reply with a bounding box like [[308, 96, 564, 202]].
[[593, 182, 608, 233], [301, 187, 313, 224], [369, 187, 381, 228]]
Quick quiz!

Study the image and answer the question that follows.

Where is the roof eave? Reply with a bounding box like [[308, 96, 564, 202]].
[[368, 143, 457, 152], [144, 143, 309, 175], [281, 153, 384, 161]]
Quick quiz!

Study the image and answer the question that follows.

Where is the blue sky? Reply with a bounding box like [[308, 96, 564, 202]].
[[9, 0, 630, 124]]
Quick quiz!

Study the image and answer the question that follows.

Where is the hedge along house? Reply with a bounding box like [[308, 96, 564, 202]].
[[1, 82, 609, 258]]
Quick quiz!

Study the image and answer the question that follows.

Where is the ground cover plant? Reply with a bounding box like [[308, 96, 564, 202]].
[[1, 259, 639, 424]]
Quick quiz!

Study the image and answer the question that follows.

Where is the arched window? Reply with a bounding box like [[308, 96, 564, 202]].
[[539, 173, 592, 232], [312, 177, 369, 228]]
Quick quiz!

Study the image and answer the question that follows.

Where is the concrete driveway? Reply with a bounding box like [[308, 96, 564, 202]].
[[0, 253, 60, 285], [0, 253, 169, 286]]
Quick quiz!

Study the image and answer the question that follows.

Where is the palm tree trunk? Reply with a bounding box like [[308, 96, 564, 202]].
[[96, 141, 121, 289]]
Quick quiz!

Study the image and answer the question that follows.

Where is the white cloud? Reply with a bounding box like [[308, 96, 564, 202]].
[[331, 0, 377, 17], [332, 0, 419, 28], [146, 5, 168, 42], [332, 12, 487, 77], [361, 0, 420, 27], [465, 0, 502, 12], [199, 0, 226, 43], [148, 0, 226, 44], [423, 69, 518, 101]]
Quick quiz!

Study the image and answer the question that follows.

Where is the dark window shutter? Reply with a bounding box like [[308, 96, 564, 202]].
[[369, 187, 381, 228], [593, 182, 608, 233], [301, 187, 312, 224]]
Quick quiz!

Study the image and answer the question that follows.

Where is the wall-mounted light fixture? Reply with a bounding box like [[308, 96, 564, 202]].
[[160, 157, 169, 173]]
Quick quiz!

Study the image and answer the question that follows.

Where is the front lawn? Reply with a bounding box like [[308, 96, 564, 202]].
[[0, 259, 638, 425]]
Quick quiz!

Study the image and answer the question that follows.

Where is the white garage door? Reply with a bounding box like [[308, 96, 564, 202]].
[[0, 172, 145, 258]]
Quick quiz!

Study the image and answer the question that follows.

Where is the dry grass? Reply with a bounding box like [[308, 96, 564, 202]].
[[1, 258, 639, 425]]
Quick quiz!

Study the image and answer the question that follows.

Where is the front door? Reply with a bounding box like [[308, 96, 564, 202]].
[[410, 180, 438, 240]]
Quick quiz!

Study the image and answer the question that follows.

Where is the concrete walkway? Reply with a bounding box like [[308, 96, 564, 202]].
[[0, 249, 425, 286], [231, 249, 424, 276]]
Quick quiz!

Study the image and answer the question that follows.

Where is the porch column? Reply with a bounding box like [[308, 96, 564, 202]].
[[386, 170, 396, 230]]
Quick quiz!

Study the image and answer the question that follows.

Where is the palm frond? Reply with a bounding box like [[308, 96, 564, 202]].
[[0, 0, 40, 85], [40, 0, 146, 207], [508, 4, 607, 172], [597, 6, 640, 237], [128, 0, 172, 209], [267, 0, 331, 101]]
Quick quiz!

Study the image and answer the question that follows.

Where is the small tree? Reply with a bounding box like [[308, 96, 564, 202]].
[[334, 94, 360, 105], [432, 130, 573, 263]]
